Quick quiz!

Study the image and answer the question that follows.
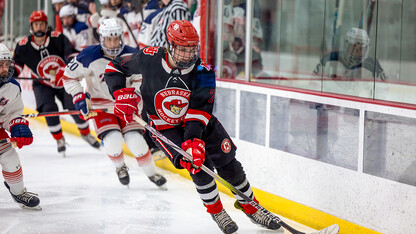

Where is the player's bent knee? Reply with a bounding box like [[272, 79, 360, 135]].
[[0, 148, 21, 172], [123, 131, 148, 157], [102, 130, 124, 156]]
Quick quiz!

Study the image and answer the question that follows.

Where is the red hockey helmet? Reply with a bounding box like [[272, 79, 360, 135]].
[[166, 20, 200, 69], [29, 10, 48, 23], [167, 20, 199, 47]]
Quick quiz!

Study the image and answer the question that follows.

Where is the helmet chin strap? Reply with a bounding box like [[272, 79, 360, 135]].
[[33, 31, 46, 37]]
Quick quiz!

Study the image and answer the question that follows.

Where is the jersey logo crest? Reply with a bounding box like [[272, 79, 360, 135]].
[[163, 99, 187, 115], [143, 47, 158, 56], [155, 88, 190, 125], [221, 138, 232, 153], [0, 97, 9, 106], [18, 37, 28, 46], [36, 55, 66, 80], [121, 55, 132, 66]]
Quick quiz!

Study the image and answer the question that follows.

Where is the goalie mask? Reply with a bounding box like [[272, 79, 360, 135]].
[[0, 43, 15, 83], [342, 28, 370, 67], [99, 18, 125, 57], [29, 10, 48, 37], [166, 20, 200, 69]]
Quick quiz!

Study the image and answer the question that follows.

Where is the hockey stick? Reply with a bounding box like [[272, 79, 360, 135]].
[[117, 13, 140, 48], [331, 0, 345, 52], [22, 108, 110, 118], [328, 0, 345, 78], [0, 138, 17, 147], [132, 115, 339, 234], [358, 0, 376, 34], [13, 77, 50, 81]]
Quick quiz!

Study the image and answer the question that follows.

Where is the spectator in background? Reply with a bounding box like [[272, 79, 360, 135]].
[[52, 0, 65, 32], [313, 27, 388, 81], [60, 4, 97, 52]]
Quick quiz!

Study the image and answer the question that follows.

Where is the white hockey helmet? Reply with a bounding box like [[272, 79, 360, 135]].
[[99, 18, 125, 57], [0, 43, 14, 83], [59, 4, 76, 18], [99, 0, 109, 4], [343, 27, 370, 66], [52, 0, 65, 4]]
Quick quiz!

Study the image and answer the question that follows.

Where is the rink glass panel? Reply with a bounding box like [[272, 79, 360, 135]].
[[237, 0, 416, 105], [1, 0, 45, 47], [213, 87, 236, 138], [239, 91, 266, 145], [220, 0, 247, 80], [364, 112, 416, 186], [269, 97, 359, 170]]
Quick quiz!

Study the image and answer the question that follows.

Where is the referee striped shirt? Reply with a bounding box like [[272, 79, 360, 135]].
[[150, 0, 190, 47]]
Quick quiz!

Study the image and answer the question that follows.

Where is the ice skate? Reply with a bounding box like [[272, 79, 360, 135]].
[[116, 164, 130, 186], [150, 147, 166, 161], [57, 137, 66, 157], [210, 208, 238, 234], [148, 173, 167, 190], [81, 133, 100, 149], [4, 182, 41, 210], [234, 201, 281, 230]]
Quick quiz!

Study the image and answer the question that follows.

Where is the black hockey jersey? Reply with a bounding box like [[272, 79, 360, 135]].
[[104, 46, 216, 142], [13, 31, 78, 88]]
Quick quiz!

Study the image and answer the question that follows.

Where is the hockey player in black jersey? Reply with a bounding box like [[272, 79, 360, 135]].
[[104, 20, 281, 233], [13, 10, 99, 157]]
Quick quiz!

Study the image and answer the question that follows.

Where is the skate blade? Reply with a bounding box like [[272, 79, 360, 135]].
[[59, 152, 66, 158], [19, 204, 42, 211], [157, 184, 168, 191], [310, 224, 339, 234]]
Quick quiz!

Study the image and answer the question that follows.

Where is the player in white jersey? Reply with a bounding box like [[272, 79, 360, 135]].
[[0, 43, 41, 210], [62, 18, 167, 188], [314, 28, 388, 80], [60, 4, 97, 52]]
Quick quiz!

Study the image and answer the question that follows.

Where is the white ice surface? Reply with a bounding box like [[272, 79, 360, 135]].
[[0, 120, 312, 234]]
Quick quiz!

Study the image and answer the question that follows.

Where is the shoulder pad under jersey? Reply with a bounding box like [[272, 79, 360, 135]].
[[73, 22, 89, 34], [76, 45, 105, 67], [18, 37, 29, 46], [51, 31, 62, 37]]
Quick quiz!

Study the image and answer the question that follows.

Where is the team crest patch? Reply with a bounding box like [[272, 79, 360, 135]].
[[155, 88, 190, 125], [0, 97, 9, 106], [221, 138, 232, 153], [36, 55, 66, 80]]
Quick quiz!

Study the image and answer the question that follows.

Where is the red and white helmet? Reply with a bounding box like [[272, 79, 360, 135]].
[[0, 43, 14, 83], [29, 10, 48, 24], [166, 20, 200, 69]]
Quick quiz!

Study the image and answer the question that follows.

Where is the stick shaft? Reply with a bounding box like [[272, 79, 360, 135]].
[[22, 108, 109, 118]]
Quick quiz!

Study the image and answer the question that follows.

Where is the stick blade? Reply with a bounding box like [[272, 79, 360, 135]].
[[310, 224, 339, 234]]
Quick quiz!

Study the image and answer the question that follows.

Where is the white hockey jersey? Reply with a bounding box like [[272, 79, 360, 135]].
[[313, 52, 388, 80], [62, 21, 97, 52], [62, 44, 140, 109], [0, 79, 24, 154]]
